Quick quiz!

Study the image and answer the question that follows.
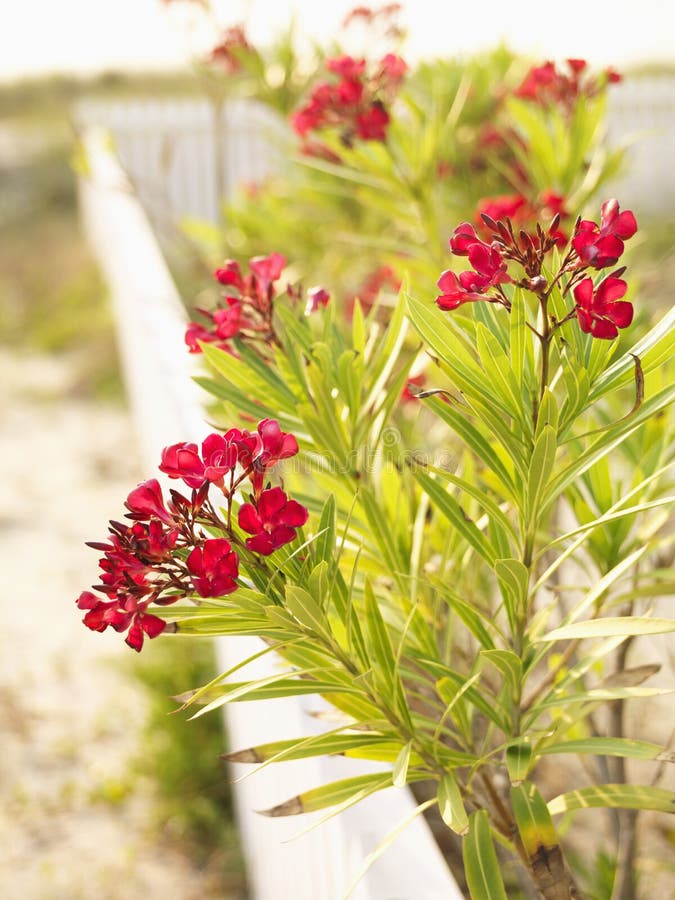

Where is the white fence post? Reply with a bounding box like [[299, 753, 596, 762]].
[[78, 126, 463, 900]]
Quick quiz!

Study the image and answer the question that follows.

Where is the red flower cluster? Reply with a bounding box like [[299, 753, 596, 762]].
[[436, 198, 637, 342], [185, 253, 285, 354], [515, 59, 621, 113], [77, 419, 306, 651], [160, 418, 299, 497], [342, 3, 405, 41], [291, 53, 407, 146], [436, 224, 512, 310], [207, 25, 254, 73]]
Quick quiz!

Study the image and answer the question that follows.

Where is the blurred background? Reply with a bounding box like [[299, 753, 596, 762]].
[[0, 1, 673, 898]]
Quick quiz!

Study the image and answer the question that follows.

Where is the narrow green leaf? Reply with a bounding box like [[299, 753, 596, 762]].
[[540, 737, 674, 762], [463, 810, 509, 900], [538, 617, 675, 642], [438, 771, 469, 834], [392, 741, 412, 788], [506, 742, 533, 784], [511, 782, 567, 892], [481, 649, 523, 702], [315, 494, 336, 563], [415, 470, 497, 566], [526, 424, 557, 521], [259, 772, 394, 816], [495, 558, 529, 633], [224, 730, 395, 765], [285, 585, 328, 635], [548, 784, 675, 817]]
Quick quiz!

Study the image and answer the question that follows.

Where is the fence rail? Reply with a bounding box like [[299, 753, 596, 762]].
[[78, 126, 462, 900]]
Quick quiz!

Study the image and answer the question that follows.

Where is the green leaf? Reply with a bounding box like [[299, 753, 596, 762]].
[[506, 742, 533, 784], [495, 558, 529, 634], [540, 737, 674, 762], [285, 585, 328, 635], [438, 771, 469, 834], [463, 810, 508, 900], [415, 469, 497, 567], [548, 784, 675, 817], [511, 782, 567, 891], [423, 395, 517, 500], [526, 424, 557, 522], [538, 617, 675, 642], [481, 649, 523, 702], [223, 730, 398, 765], [392, 741, 412, 788], [314, 495, 336, 564], [259, 772, 396, 816]]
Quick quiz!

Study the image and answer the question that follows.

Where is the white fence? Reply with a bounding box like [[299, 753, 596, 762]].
[[75, 97, 287, 227], [605, 76, 675, 216], [75, 76, 675, 227], [78, 127, 462, 900]]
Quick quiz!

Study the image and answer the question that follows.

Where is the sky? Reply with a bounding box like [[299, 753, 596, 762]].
[[0, 0, 673, 81]]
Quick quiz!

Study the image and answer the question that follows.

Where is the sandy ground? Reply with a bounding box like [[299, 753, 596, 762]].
[[0, 351, 236, 899]]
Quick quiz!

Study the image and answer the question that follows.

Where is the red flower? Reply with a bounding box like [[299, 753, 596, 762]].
[[378, 53, 407, 85], [573, 199, 637, 268], [401, 374, 426, 403], [201, 433, 239, 485], [327, 55, 367, 80], [77, 590, 166, 652], [212, 298, 244, 340], [185, 321, 228, 354], [449, 222, 482, 256], [215, 260, 245, 291], [125, 480, 174, 525], [356, 103, 390, 140], [476, 195, 529, 230], [305, 286, 331, 314], [238, 487, 308, 555], [186, 538, 239, 598], [159, 434, 238, 490], [573, 276, 633, 339], [159, 442, 204, 488], [291, 52, 405, 146], [208, 25, 253, 74]]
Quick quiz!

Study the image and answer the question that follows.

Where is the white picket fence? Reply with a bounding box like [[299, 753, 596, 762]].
[[75, 75, 675, 226], [78, 126, 463, 900]]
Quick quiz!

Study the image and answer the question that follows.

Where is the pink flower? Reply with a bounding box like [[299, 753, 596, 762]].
[[327, 55, 367, 80], [125, 480, 174, 525], [449, 222, 483, 256], [78, 591, 166, 652], [159, 442, 205, 488], [573, 276, 633, 339], [186, 538, 239, 597], [572, 200, 637, 269], [201, 433, 239, 485], [305, 286, 331, 314], [378, 53, 407, 85], [238, 487, 308, 555], [213, 298, 243, 340], [355, 103, 390, 140], [476, 195, 529, 228], [185, 321, 225, 353], [214, 260, 245, 291]]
